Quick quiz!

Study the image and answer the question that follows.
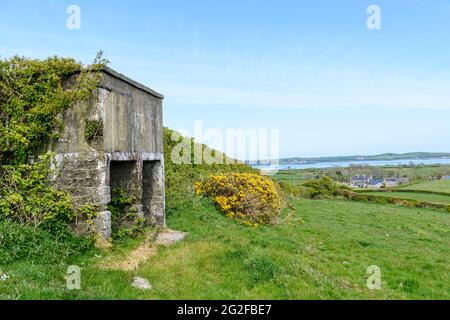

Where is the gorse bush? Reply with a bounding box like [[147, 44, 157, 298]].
[[163, 128, 255, 213], [195, 173, 282, 227]]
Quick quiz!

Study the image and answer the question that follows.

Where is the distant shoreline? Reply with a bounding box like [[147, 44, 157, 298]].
[[249, 152, 450, 166], [251, 157, 450, 171]]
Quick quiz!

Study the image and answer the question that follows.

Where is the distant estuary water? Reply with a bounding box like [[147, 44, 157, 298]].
[[251, 158, 450, 171]]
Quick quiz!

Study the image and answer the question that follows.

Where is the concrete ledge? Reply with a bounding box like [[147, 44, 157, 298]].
[[106, 152, 163, 162], [101, 67, 164, 99]]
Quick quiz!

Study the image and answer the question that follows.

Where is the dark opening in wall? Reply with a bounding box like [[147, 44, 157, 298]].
[[109, 160, 138, 199]]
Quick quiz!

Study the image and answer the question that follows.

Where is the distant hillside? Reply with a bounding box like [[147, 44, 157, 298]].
[[252, 152, 450, 165]]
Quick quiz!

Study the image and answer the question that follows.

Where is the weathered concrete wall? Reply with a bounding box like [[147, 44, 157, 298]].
[[142, 160, 165, 225], [54, 68, 165, 238], [101, 72, 164, 154]]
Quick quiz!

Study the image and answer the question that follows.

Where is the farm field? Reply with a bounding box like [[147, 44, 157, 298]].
[[1, 198, 449, 300], [360, 191, 450, 204], [398, 180, 450, 193], [272, 165, 450, 183]]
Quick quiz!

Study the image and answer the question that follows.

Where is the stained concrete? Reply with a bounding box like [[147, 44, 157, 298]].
[[54, 68, 165, 238]]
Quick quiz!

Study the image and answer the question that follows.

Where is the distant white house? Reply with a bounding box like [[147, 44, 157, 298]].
[[350, 176, 409, 188], [367, 179, 385, 188], [350, 175, 372, 188]]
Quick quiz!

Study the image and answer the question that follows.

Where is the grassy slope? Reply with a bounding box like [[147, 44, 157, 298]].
[[2, 198, 448, 299], [134, 199, 450, 299]]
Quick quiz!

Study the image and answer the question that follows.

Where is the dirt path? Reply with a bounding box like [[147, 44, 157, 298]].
[[98, 229, 187, 271]]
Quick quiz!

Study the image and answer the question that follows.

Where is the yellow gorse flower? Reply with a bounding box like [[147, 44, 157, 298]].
[[195, 173, 282, 227]]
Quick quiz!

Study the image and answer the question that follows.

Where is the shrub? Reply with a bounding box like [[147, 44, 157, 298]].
[[0, 153, 76, 228], [303, 176, 337, 198], [195, 173, 282, 227], [163, 128, 256, 213], [279, 181, 312, 198]]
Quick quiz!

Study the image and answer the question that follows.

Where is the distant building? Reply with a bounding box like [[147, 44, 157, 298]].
[[350, 176, 409, 189], [368, 179, 385, 188], [350, 175, 372, 188], [384, 178, 409, 188]]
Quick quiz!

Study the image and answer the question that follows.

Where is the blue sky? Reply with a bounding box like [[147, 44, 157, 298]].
[[1, 0, 450, 158]]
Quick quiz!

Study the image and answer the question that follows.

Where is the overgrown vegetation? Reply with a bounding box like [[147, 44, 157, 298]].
[[0, 54, 107, 232], [0, 153, 75, 229], [107, 188, 146, 241], [84, 119, 103, 141], [195, 173, 282, 227], [0, 54, 110, 284], [0, 53, 107, 165]]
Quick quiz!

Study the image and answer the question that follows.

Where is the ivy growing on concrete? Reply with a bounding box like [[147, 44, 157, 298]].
[[0, 52, 108, 229], [0, 52, 107, 165]]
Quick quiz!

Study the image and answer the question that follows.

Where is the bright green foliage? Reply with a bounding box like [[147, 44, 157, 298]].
[[0, 53, 107, 230], [84, 119, 103, 140], [0, 53, 106, 165], [303, 176, 339, 198], [0, 153, 75, 228], [78, 203, 98, 233]]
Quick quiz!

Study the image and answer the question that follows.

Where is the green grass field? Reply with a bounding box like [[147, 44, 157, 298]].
[[360, 191, 450, 204], [1, 197, 449, 300], [272, 165, 450, 183], [398, 180, 450, 193]]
